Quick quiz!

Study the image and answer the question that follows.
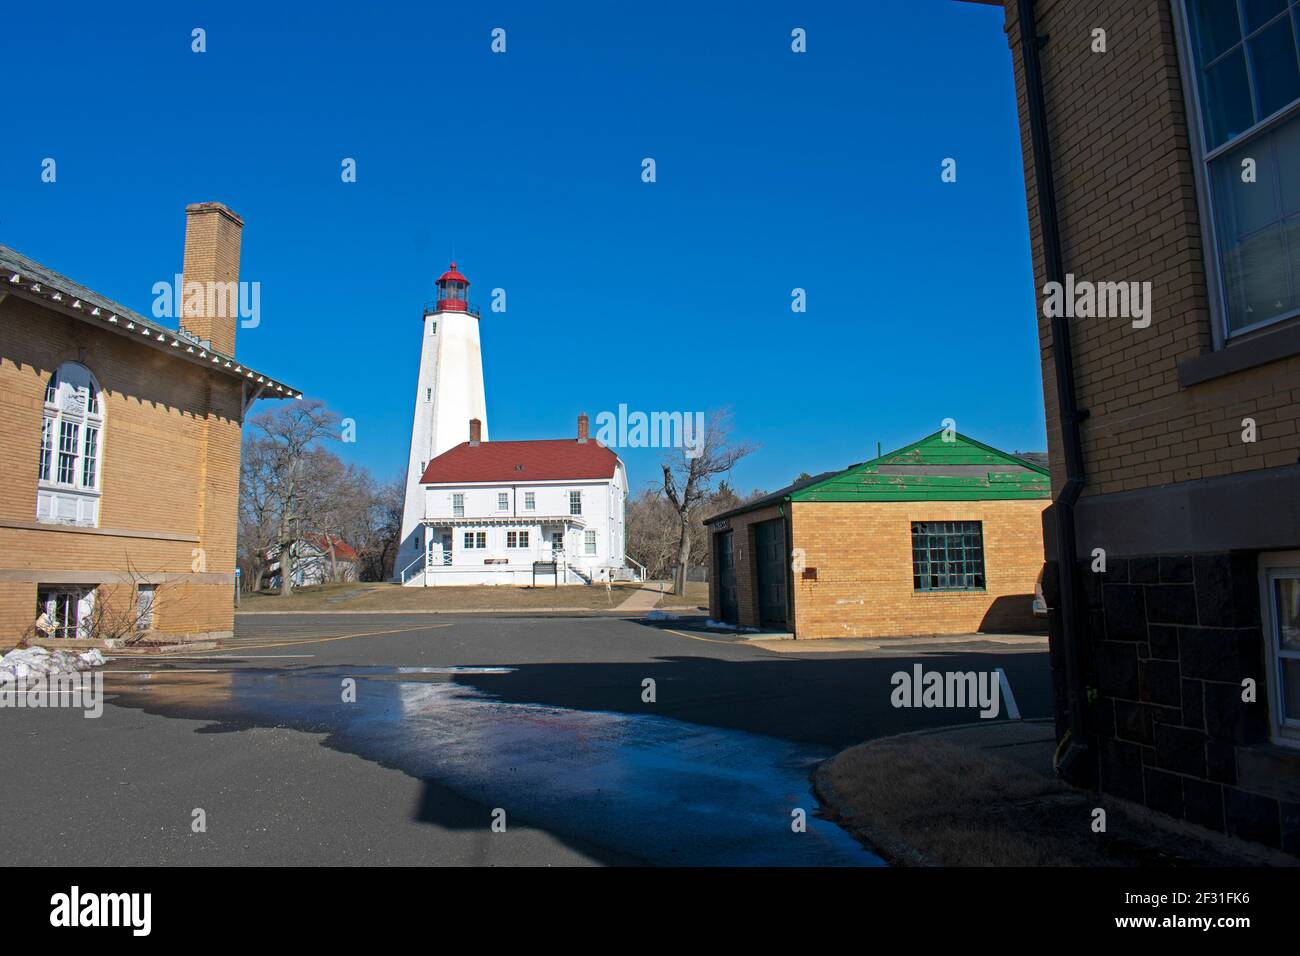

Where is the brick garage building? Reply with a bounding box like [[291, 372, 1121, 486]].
[[963, 0, 1300, 852], [704, 432, 1050, 639], [0, 202, 299, 645]]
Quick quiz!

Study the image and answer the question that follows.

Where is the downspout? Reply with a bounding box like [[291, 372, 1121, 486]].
[[1017, 0, 1091, 779]]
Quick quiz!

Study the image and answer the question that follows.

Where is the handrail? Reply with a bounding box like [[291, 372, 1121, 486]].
[[624, 555, 647, 581], [399, 551, 426, 585]]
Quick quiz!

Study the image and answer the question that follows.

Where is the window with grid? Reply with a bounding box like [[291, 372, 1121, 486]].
[[507, 531, 530, 548], [1178, 0, 1300, 339], [584, 530, 597, 555], [463, 531, 486, 549], [38, 418, 54, 482], [524, 491, 535, 510], [569, 490, 582, 515], [498, 492, 509, 510], [453, 493, 464, 517], [911, 521, 985, 591], [38, 362, 104, 527]]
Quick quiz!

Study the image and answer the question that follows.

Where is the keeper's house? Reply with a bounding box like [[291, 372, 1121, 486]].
[[0, 202, 299, 645], [705, 431, 1050, 638]]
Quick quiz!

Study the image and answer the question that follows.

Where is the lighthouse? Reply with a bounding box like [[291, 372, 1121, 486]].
[[397, 263, 489, 572]]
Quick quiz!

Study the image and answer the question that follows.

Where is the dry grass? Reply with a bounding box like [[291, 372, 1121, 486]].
[[817, 735, 1270, 867], [657, 581, 709, 608], [240, 581, 649, 612]]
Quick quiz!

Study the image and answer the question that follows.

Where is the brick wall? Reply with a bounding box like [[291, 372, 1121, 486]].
[[789, 499, 1048, 639], [0, 292, 244, 643], [1000, 0, 1300, 498]]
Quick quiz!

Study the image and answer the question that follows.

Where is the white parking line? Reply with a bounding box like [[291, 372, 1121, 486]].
[[996, 667, 1021, 720]]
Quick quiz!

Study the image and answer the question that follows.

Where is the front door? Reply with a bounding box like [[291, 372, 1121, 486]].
[[440, 534, 452, 565], [550, 531, 565, 556], [754, 520, 787, 628], [716, 531, 738, 624]]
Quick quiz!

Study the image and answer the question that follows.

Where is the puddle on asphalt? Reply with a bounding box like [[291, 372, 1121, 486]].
[[103, 665, 881, 867]]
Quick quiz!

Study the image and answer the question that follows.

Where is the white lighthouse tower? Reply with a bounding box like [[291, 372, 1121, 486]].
[[397, 263, 488, 575]]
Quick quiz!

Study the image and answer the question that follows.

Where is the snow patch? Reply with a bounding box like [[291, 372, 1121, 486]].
[[0, 646, 105, 684]]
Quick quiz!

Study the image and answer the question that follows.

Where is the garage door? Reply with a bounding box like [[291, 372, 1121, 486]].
[[716, 530, 738, 624], [754, 519, 787, 627]]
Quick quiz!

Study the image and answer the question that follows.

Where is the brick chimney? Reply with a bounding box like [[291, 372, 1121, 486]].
[[181, 201, 243, 355], [577, 412, 589, 444], [469, 418, 482, 445]]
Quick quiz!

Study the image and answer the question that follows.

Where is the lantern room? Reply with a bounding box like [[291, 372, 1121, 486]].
[[435, 263, 470, 312]]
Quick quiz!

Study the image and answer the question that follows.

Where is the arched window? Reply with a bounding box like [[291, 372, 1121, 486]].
[[37, 362, 104, 527]]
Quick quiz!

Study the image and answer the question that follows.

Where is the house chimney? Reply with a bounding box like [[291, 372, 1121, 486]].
[[577, 412, 589, 444], [181, 201, 243, 355], [469, 418, 482, 445]]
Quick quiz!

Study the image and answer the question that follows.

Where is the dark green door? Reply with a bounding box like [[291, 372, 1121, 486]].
[[754, 519, 787, 627], [716, 531, 737, 624]]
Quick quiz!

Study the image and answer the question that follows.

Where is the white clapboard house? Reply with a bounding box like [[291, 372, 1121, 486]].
[[399, 414, 629, 586]]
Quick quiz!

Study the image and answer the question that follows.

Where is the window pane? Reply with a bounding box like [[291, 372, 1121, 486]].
[[1277, 576, 1300, 650], [1282, 659, 1300, 723], [1204, 47, 1256, 147], [1222, 221, 1293, 328], [1280, 115, 1300, 212], [1243, 0, 1287, 31], [1248, 16, 1300, 117], [1189, 0, 1244, 63]]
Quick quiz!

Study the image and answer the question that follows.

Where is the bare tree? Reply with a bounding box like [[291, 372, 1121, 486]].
[[660, 409, 755, 595], [247, 400, 341, 595]]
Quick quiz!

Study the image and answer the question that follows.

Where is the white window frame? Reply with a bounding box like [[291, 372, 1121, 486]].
[[524, 491, 536, 511], [1260, 550, 1300, 747], [498, 492, 509, 511], [1172, 0, 1300, 345], [37, 586, 96, 639], [507, 530, 530, 549], [569, 490, 582, 515], [463, 531, 486, 549], [37, 362, 105, 527], [584, 529, 597, 556], [452, 493, 465, 518]]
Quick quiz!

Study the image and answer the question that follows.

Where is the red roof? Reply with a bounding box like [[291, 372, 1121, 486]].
[[437, 262, 469, 286], [302, 533, 359, 560], [420, 439, 618, 484]]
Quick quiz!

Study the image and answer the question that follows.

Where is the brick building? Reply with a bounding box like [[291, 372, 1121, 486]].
[[0, 202, 299, 644], [704, 432, 1049, 639], [963, 0, 1300, 852]]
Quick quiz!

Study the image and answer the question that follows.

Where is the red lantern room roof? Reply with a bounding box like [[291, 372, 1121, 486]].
[[437, 262, 469, 286]]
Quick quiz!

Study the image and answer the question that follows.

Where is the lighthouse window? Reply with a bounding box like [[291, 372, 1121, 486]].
[[425, 388, 431, 402], [429, 321, 436, 335]]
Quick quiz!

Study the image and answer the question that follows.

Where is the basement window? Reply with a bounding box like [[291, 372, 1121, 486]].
[[35, 586, 95, 639], [1260, 551, 1300, 746], [911, 521, 985, 591]]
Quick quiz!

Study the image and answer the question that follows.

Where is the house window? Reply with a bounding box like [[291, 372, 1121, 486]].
[[1261, 553, 1300, 744], [585, 530, 597, 555], [1177, 0, 1300, 339], [524, 491, 535, 510], [463, 531, 486, 549], [911, 521, 985, 591], [37, 362, 104, 527], [453, 493, 464, 517], [136, 584, 156, 632], [507, 531, 530, 548], [498, 492, 509, 510], [570, 490, 582, 515], [36, 586, 95, 639]]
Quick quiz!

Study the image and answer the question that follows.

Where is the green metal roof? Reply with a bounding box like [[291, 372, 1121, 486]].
[[791, 431, 1050, 503]]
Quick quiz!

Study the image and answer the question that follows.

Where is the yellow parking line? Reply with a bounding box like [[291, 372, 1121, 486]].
[[199, 623, 452, 653], [662, 627, 775, 650]]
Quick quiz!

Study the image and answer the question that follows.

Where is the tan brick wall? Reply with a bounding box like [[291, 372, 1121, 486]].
[[997, 0, 1300, 497], [0, 292, 244, 644], [789, 500, 1048, 639]]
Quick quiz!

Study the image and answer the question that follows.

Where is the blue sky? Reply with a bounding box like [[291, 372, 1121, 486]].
[[0, 0, 1042, 496]]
